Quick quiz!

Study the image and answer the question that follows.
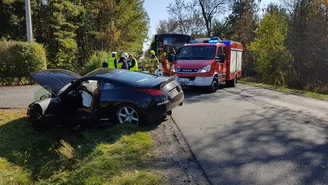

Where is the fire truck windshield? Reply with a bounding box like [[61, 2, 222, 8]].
[[178, 46, 216, 60]]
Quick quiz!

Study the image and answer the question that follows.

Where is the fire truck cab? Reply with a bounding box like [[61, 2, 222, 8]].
[[169, 38, 243, 92]]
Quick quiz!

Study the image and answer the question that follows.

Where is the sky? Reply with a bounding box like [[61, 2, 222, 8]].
[[142, 0, 280, 49]]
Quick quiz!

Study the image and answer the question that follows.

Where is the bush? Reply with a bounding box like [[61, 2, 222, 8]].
[[0, 41, 47, 85], [81, 51, 111, 75]]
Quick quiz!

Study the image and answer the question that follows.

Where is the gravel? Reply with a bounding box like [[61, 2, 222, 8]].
[[149, 118, 210, 185]]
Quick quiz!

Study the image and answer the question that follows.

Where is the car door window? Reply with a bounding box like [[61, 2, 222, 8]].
[[82, 80, 98, 93], [79, 80, 95, 108]]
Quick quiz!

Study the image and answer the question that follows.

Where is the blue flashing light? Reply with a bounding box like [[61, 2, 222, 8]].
[[208, 39, 219, 43], [177, 68, 181, 72], [223, 40, 231, 45]]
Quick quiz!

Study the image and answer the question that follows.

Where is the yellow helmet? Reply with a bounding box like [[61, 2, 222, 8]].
[[150, 50, 155, 56]]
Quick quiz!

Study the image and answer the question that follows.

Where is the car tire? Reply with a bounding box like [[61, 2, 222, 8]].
[[207, 77, 219, 93], [116, 103, 143, 125]]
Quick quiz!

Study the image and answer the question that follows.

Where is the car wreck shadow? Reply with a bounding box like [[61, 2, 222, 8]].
[[0, 116, 164, 181], [189, 107, 328, 185]]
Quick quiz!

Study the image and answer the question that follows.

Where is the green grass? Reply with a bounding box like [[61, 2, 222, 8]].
[[239, 77, 328, 101], [0, 109, 165, 185]]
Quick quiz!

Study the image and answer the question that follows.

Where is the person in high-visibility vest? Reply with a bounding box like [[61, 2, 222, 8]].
[[144, 50, 159, 75], [128, 54, 138, 71], [108, 52, 117, 69]]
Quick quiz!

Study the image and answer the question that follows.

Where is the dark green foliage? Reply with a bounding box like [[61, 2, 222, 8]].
[[0, 0, 149, 73], [81, 50, 111, 75], [0, 41, 47, 85]]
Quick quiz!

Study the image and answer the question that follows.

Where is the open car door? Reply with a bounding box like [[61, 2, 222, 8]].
[[161, 45, 177, 76]]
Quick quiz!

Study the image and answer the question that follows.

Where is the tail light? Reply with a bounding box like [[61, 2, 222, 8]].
[[137, 89, 164, 96]]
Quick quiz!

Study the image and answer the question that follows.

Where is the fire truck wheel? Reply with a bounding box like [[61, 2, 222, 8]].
[[226, 75, 237, 87], [207, 77, 219, 93]]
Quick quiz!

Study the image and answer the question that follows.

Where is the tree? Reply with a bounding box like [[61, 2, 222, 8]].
[[47, 0, 81, 69], [222, 0, 260, 76], [198, 0, 230, 37], [156, 19, 179, 34], [283, 0, 328, 92], [167, 0, 205, 35], [0, 0, 149, 71], [0, 0, 26, 41], [249, 4, 293, 85]]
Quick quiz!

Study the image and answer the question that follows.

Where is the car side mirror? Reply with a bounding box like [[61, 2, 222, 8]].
[[216, 54, 225, 63], [40, 94, 51, 100]]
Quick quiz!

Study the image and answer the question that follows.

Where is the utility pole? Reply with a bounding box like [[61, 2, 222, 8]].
[[25, 0, 33, 43]]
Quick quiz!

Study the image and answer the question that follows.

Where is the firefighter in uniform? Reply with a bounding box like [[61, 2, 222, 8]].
[[163, 51, 170, 73], [128, 54, 138, 71], [145, 50, 159, 75], [117, 52, 129, 69], [108, 52, 117, 69]]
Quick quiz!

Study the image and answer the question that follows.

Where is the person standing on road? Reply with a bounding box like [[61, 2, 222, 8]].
[[117, 52, 129, 70], [102, 59, 108, 68], [108, 52, 117, 69], [128, 54, 138, 71]]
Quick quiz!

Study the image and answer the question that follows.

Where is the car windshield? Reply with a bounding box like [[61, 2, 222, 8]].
[[178, 46, 216, 60]]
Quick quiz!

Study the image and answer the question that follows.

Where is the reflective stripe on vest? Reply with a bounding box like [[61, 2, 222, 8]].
[[108, 57, 116, 68], [130, 58, 138, 71]]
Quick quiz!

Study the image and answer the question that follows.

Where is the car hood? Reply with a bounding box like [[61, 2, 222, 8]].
[[33, 69, 81, 95], [175, 59, 213, 69]]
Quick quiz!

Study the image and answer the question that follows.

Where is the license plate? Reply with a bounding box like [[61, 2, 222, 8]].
[[178, 78, 190, 83], [168, 88, 179, 98]]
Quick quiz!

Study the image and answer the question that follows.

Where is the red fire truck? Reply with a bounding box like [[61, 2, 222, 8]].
[[168, 37, 243, 92]]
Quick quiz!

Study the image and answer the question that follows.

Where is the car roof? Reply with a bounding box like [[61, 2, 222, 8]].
[[83, 68, 158, 87]]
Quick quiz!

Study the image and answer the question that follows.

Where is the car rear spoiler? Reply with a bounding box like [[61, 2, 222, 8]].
[[160, 75, 177, 89]]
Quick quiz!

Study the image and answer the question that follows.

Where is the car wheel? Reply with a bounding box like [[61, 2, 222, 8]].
[[116, 104, 142, 125], [207, 77, 218, 93]]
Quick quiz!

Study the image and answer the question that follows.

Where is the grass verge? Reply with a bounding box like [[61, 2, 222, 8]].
[[239, 77, 328, 101], [0, 109, 165, 185]]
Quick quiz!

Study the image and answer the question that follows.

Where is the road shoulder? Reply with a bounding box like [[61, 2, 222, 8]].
[[148, 118, 210, 185]]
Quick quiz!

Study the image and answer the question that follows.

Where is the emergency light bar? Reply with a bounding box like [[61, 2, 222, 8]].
[[222, 40, 231, 45], [208, 39, 219, 43], [188, 37, 228, 44], [204, 37, 222, 43]]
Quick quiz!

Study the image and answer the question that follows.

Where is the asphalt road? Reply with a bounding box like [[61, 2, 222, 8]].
[[0, 85, 40, 109], [172, 84, 328, 185]]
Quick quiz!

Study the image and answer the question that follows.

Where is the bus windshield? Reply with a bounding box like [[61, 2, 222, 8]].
[[178, 46, 216, 60], [155, 34, 190, 49]]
